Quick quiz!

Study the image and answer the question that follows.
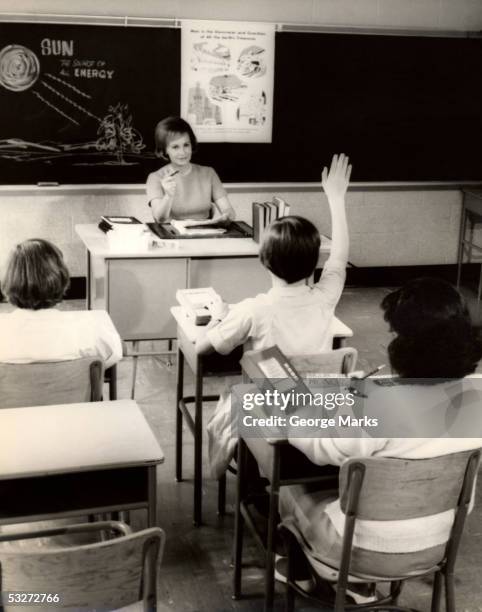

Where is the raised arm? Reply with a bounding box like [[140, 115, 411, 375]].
[[146, 171, 178, 222], [321, 153, 351, 266]]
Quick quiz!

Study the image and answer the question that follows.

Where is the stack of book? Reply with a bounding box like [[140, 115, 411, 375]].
[[252, 196, 290, 243]]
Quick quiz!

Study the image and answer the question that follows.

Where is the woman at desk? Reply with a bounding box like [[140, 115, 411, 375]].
[[146, 116, 235, 223]]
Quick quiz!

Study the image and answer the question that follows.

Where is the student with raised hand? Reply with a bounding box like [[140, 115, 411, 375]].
[[146, 116, 235, 223], [0, 238, 122, 368], [195, 154, 352, 478]]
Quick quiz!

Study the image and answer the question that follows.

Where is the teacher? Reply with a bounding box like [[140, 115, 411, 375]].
[[146, 116, 235, 223]]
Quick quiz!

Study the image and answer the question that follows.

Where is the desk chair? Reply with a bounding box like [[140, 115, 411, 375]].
[[233, 347, 358, 611], [0, 520, 165, 612], [0, 357, 103, 409], [279, 450, 480, 612]]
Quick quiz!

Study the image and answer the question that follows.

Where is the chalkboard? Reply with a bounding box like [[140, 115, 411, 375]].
[[0, 22, 481, 184], [0, 22, 179, 184]]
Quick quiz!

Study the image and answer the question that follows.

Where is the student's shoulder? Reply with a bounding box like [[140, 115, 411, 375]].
[[230, 292, 271, 318]]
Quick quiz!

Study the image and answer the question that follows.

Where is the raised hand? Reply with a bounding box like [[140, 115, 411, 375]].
[[321, 153, 352, 202]]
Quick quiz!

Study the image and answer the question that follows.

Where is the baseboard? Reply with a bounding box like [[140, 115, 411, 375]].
[[320, 263, 480, 287]]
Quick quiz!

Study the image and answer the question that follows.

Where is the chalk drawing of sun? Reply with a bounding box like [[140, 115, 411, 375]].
[[0, 44, 40, 91], [0, 43, 100, 125]]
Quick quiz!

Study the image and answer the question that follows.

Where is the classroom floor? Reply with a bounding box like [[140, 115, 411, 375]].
[[3, 286, 482, 611]]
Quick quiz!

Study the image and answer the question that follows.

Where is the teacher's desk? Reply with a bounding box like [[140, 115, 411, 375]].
[[76, 224, 331, 342]]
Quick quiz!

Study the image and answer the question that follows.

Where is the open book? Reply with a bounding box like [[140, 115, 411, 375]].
[[170, 219, 227, 236]]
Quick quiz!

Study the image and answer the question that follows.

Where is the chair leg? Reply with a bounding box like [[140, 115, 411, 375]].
[[218, 474, 226, 515], [477, 264, 482, 309], [444, 571, 456, 612], [107, 364, 117, 400], [233, 440, 247, 599], [282, 529, 297, 612], [131, 340, 139, 400], [430, 571, 443, 612], [389, 580, 401, 604]]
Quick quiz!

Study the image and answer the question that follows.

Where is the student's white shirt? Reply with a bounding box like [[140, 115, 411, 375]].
[[287, 378, 482, 553], [205, 257, 346, 477], [0, 308, 122, 369], [207, 257, 346, 356]]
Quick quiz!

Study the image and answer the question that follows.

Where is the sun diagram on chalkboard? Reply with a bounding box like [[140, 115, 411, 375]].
[[0, 44, 145, 166]]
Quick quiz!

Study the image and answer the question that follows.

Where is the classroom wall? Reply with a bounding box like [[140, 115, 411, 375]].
[[1, 0, 481, 278]]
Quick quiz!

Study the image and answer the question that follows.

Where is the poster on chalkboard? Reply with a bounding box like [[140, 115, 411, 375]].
[[180, 19, 274, 143]]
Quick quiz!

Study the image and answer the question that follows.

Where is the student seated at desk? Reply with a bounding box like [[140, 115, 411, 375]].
[[146, 116, 235, 223], [0, 239, 122, 368], [277, 277, 482, 604], [196, 154, 352, 478]]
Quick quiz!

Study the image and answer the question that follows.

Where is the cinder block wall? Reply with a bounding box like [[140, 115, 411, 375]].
[[1, 0, 481, 277]]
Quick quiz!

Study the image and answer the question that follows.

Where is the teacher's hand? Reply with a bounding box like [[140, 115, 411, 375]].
[[160, 173, 178, 198]]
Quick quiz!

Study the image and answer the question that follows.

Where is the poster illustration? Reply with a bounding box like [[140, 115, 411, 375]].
[[181, 20, 274, 143]]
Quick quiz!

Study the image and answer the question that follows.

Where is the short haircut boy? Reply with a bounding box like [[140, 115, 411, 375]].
[[3, 238, 70, 310], [154, 116, 198, 159], [259, 215, 321, 284]]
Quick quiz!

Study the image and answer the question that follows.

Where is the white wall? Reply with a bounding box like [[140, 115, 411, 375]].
[[1, 0, 481, 277]]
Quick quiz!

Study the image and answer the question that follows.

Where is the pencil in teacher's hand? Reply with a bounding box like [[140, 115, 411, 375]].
[[170, 170, 179, 177]]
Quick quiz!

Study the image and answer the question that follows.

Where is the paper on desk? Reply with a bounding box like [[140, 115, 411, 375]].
[[171, 219, 227, 236]]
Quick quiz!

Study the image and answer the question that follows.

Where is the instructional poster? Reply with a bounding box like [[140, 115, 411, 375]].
[[181, 19, 274, 143]]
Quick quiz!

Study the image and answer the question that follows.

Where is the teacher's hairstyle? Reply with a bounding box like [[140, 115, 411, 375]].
[[382, 277, 482, 379], [154, 116, 198, 159], [260, 215, 321, 284], [2, 239, 70, 310]]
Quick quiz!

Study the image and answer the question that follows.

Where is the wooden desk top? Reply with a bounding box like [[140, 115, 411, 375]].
[[0, 400, 164, 479], [75, 224, 331, 260], [171, 306, 353, 345]]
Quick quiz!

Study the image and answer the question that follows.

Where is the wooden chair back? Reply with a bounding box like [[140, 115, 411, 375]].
[[290, 347, 357, 377], [339, 450, 480, 521], [0, 523, 165, 612], [0, 358, 104, 409]]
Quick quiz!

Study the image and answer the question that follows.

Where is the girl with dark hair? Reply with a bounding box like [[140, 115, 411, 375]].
[[146, 116, 235, 223], [0, 239, 122, 368], [382, 277, 481, 379], [195, 154, 352, 478], [278, 278, 482, 603]]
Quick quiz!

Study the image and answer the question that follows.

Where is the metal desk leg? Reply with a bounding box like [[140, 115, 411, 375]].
[[194, 356, 203, 526], [147, 465, 158, 528], [264, 446, 281, 612], [233, 438, 247, 599], [457, 207, 468, 288], [176, 348, 184, 482]]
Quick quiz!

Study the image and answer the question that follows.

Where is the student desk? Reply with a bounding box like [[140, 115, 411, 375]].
[[0, 400, 164, 527], [75, 224, 331, 342], [233, 433, 339, 611], [171, 306, 353, 526]]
